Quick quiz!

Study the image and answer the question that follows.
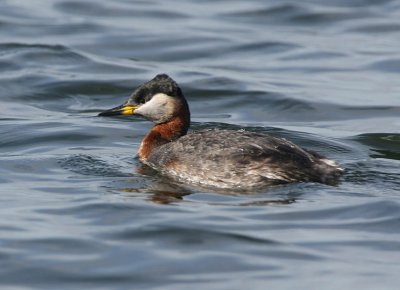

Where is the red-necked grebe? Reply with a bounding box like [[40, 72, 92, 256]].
[[99, 74, 343, 189]]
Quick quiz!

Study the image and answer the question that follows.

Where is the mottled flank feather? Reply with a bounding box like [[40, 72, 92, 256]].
[[145, 129, 343, 189]]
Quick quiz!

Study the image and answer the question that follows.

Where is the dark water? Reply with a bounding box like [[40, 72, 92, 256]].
[[1, 0, 400, 289]]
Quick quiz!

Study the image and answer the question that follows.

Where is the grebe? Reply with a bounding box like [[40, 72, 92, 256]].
[[99, 74, 342, 189]]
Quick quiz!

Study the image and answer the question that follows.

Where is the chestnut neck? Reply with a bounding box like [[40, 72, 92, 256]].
[[138, 110, 190, 162]]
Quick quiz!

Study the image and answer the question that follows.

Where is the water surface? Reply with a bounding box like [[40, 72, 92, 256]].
[[0, 0, 400, 289]]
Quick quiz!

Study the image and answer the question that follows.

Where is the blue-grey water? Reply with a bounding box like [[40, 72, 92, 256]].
[[1, 0, 400, 289]]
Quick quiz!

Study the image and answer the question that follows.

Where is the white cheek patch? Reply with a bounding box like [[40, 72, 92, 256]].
[[135, 93, 175, 123], [136, 93, 168, 114]]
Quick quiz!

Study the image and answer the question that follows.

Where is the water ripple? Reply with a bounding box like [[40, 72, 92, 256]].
[[1, 0, 400, 289]]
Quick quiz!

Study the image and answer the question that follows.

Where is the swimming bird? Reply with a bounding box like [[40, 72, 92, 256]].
[[99, 74, 342, 189]]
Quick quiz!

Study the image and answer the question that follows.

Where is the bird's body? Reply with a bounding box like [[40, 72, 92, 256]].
[[145, 128, 341, 189], [99, 74, 342, 190]]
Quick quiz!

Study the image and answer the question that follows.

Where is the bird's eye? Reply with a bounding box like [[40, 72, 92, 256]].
[[134, 88, 149, 104], [135, 95, 146, 104]]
